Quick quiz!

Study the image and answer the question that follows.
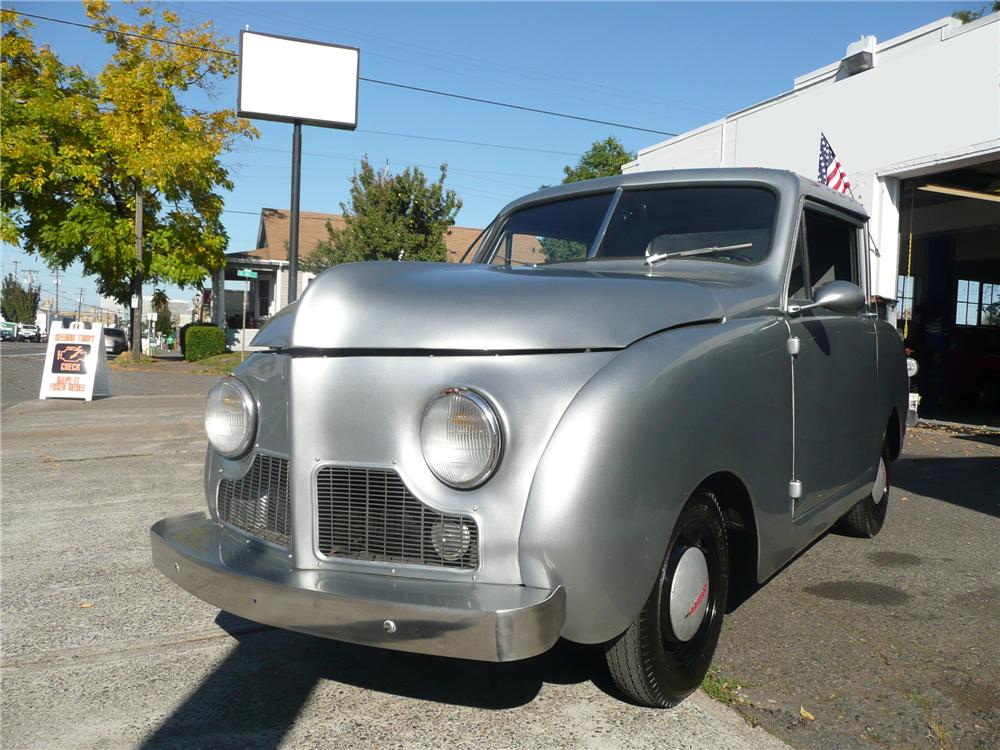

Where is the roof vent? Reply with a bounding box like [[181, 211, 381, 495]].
[[840, 35, 876, 77]]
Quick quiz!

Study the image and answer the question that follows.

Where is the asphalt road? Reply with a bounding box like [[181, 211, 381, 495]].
[[0, 341, 219, 412], [0, 341, 48, 356], [0, 394, 785, 750]]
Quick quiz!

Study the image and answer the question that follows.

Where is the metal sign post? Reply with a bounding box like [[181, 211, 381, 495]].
[[237, 268, 258, 361], [288, 121, 302, 302]]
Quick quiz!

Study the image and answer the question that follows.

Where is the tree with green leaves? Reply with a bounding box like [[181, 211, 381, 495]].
[[537, 136, 637, 263], [562, 136, 636, 184], [152, 288, 173, 337], [953, 2, 1000, 23], [305, 157, 462, 269], [1, 1, 256, 358], [1, 274, 40, 324]]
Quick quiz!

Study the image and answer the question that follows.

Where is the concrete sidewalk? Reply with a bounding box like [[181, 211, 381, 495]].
[[1, 395, 789, 750]]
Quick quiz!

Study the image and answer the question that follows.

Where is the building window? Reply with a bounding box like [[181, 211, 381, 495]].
[[983, 283, 1000, 326], [955, 279, 1000, 327], [897, 275, 915, 321]]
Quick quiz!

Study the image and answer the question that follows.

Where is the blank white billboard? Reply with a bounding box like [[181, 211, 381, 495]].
[[238, 31, 359, 129]]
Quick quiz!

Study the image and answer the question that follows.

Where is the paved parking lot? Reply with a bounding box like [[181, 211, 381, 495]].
[[712, 423, 1000, 750], [1, 370, 996, 749], [0, 392, 784, 750]]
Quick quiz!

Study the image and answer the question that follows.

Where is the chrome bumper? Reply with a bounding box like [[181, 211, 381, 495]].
[[150, 513, 565, 662]]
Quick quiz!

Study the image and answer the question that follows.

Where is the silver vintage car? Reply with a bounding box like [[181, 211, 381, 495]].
[[152, 169, 908, 707]]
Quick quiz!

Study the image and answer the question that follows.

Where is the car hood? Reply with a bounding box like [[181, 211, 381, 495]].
[[252, 262, 724, 352]]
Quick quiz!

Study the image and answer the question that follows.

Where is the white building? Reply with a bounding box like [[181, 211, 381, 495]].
[[626, 13, 1000, 415]]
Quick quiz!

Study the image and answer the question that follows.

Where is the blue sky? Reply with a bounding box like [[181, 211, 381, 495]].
[[2, 1, 963, 313]]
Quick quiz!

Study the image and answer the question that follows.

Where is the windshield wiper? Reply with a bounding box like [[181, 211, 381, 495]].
[[644, 242, 753, 266]]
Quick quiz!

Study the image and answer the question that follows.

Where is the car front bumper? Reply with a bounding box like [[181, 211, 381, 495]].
[[150, 513, 566, 662]]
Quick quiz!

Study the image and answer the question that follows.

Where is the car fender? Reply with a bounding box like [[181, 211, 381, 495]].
[[518, 316, 793, 644]]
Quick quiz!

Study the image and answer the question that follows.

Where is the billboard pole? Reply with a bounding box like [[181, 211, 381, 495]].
[[237, 30, 359, 306], [288, 120, 302, 303]]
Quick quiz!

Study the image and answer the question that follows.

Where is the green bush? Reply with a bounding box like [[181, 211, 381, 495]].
[[179, 321, 218, 357], [185, 325, 226, 361]]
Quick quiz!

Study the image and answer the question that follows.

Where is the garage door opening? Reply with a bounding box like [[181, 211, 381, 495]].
[[896, 160, 1000, 425]]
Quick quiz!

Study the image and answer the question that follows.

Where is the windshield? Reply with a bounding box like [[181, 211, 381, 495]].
[[479, 186, 777, 266]]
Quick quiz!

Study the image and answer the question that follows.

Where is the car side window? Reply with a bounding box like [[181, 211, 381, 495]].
[[803, 209, 857, 294]]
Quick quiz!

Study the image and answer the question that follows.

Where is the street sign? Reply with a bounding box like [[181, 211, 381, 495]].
[[237, 269, 258, 279]]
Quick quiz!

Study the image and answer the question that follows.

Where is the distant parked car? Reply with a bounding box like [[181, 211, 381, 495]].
[[152, 168, 909, 709], [0, 322, 15, 341], [16, 323, 40, 342], [104, 328, 129, 355]]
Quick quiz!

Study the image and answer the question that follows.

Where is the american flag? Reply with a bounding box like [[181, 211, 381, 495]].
[[818, 133, 851, 194]]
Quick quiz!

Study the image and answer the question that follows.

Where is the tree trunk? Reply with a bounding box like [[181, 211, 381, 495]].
[[130, 186, 143, 360]]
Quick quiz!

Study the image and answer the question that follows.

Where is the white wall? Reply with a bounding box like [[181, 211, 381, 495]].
[[626, 15, 1000, 300]]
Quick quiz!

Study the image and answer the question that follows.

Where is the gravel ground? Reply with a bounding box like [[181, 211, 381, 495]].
[[711, 423, 1000, 750]]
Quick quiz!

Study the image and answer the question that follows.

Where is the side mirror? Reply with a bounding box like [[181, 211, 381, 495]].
[[789, 280, 866, 316]]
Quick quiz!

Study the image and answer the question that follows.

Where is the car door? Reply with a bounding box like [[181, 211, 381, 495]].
[[788, 204, 877, 521]]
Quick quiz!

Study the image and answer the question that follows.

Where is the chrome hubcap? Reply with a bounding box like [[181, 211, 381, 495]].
[[873, 457, 887, 504], [669, 547, 710, 642]]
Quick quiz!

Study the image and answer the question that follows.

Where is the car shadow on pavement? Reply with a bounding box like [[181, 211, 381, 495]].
[[141, 613, 617, 749], [893, 455, 1000, 517]]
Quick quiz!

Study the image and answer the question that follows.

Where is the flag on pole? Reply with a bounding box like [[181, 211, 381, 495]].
[[818, 133, 851, 194]]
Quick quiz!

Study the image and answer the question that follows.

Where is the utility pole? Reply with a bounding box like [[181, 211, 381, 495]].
[[53, 269, 61, 320], [130, 185, 144, 360], [76, 289, 84, 321], [11, 259, 19, 279]]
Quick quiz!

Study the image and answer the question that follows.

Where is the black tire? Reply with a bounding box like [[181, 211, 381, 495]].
[[605, 492, 729, 707], [836, 439, 890, 538]]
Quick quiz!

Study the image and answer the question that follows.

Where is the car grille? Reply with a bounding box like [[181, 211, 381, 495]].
[[217, 454, 290, 547], [316, 466, 479, 569]]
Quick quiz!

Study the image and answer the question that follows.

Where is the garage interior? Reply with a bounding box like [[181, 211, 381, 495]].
[[895, 159, 1000, 424]]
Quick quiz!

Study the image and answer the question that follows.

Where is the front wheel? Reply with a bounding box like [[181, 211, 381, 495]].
[[605, 492, 729, 707], [836, 439, 890, 538]]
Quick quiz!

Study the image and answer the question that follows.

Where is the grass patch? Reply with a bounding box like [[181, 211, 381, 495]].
[[192, 351, 243, 375], [701, 667, 747, 706], [110, 352, 156, 368], [904, 692, 951, 749]]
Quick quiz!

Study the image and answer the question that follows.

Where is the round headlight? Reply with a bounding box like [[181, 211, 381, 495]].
[[420, 388, 502, 489], [205, 377, 257, 458]]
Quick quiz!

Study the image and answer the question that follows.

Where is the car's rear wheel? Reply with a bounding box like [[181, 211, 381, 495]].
[[835, 439, 890, 538], [604, 491, 729, 707]]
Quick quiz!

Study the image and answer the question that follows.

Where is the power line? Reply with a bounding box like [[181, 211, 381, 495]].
[[233, 147, 554, 180], [6, 9, 678, 137], [357, 129, 581, 157], [359, 78, 676, 136], [213, 1, 722, 118]]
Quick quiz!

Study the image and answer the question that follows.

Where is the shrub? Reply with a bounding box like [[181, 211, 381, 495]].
[[185, 325, 226, 361], [179, 321, 219, 357]]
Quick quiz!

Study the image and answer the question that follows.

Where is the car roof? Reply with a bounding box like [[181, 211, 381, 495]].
[[497, 168, 869, 221]]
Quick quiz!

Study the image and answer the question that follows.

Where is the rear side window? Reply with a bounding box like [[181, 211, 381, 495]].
[[803, 209, 857, 293]]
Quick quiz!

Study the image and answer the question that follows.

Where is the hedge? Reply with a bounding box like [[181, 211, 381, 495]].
[[179, 321, 219, 357], [185, 325, 226, 361]]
